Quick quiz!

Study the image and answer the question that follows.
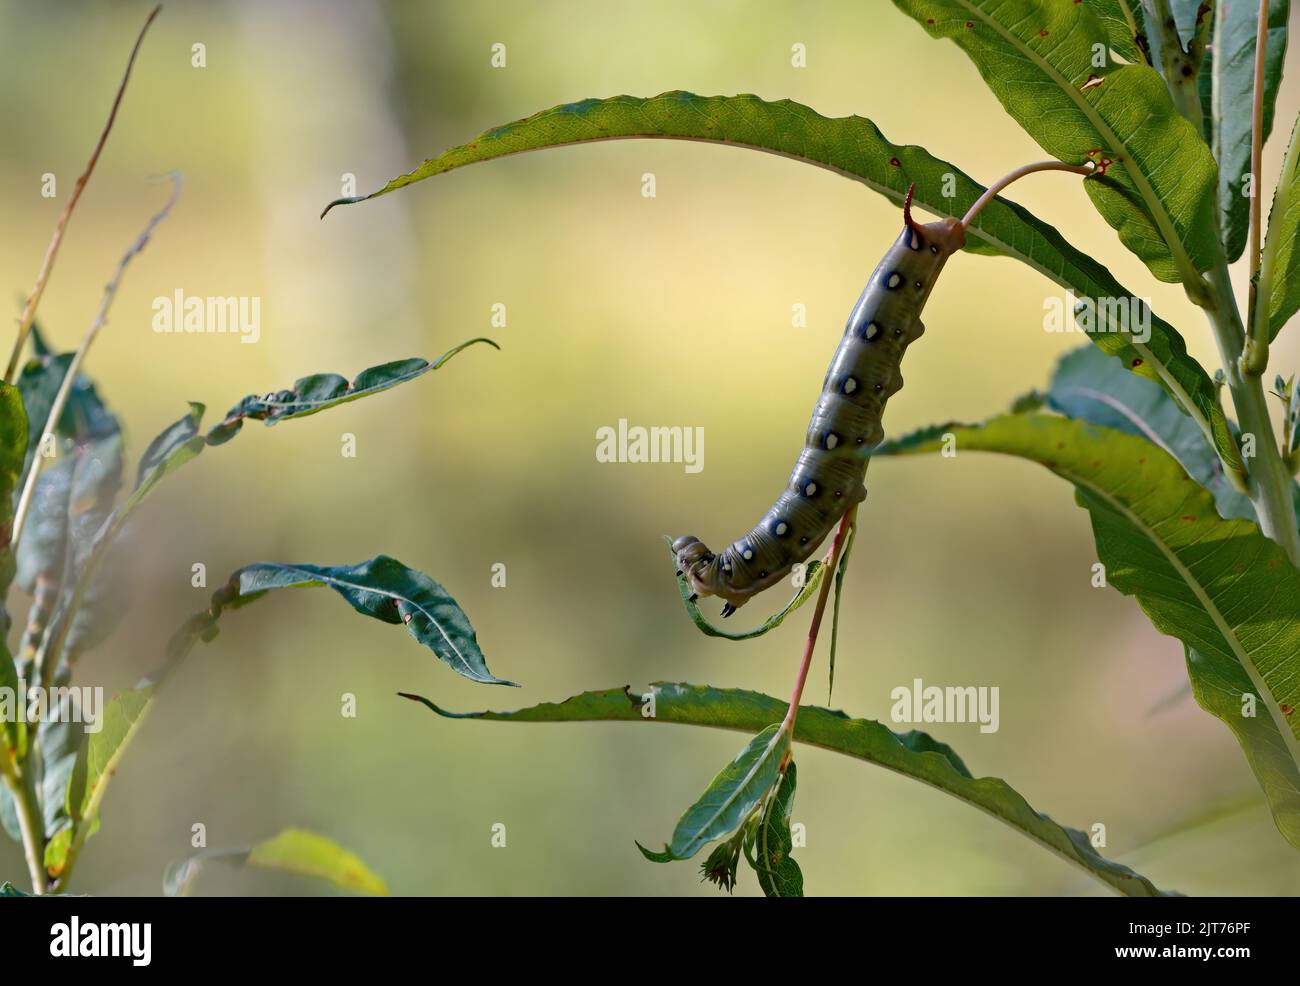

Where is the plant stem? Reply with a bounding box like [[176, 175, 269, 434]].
[[2, 768, 47, 894], [1204, 262, 1300, 564], [1144, 0, 1207, 135], [780, 507, 857, 755], [1242, 0, 1273, 375], [3, 4, 161, 384]]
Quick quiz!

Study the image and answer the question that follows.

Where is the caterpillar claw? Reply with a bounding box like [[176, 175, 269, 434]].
[[675, 569, 683, 577], [688, 593, 699, 603], [720, 602, 737, 618]]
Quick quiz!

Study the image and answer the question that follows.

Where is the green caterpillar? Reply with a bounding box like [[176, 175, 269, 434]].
[[674, 188, 966, 616]]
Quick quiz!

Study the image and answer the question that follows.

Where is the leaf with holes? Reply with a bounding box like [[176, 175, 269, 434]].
[[173, 556, 511, 686]]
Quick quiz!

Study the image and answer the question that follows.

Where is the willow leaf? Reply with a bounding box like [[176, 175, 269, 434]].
[[872, 413, 1300, 848], [1200, 0, 1290, 262], [747, 761, 803, 898], [322, 91, 1234, 476], [1263, 113, 1300, 339], [0, 383, 26, 761], [1047, 344, 1255, 521], [402, 682, 1173, 896], [170, 555, 511, 686], [205, 337, 497, 445], [45, 684, 152, 880], [893, 0, 1219, 286], [164, 828, 389, 897]]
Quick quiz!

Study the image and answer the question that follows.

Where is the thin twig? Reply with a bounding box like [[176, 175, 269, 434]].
[[10, 173, 182, 550], [4, 4, 161, 384], [1243, 0, 1273, 375]]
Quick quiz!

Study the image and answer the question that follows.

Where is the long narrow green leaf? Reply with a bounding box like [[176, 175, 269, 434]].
[[873, 413, 1300, 848], [401, 682, 1174, 896], [171, 556, 511, 686], [322, 92, 1235, 477], [45, 684, 152, 880], [1263, 113, 1300, 339], [652, 722, 787, 861], [0, 383, 27, 762], [1195, 0, 1291, 262], [1047, 344, 1255, 521], [163, 828, 389, 897], [746, 761, 803, 898], [893, 0, 1219, 286]]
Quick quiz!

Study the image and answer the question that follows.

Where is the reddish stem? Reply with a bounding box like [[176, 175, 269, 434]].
[[780, 507, 857, 760]]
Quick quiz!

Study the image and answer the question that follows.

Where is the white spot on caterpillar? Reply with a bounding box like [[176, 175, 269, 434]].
[[804, 481, 818, 496], [887, 273, 902, 289], [825, 434, 839, 450], [742, 548, 754, 561], [775, 521, 789, 535], [843, 377, 858, 394], [865, 322, 880, 340]]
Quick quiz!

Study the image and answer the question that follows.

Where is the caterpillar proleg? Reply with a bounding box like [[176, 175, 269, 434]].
[[673, 186, 966, 613]]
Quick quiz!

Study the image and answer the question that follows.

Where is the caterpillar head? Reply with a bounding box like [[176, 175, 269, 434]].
[[672, 535, 725, 600]]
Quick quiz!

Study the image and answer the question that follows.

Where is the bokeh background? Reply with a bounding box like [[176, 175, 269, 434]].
[[2, 0, 1299, 896]]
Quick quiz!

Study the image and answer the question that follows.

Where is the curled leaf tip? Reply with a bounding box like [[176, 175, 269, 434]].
[[319, 195, 368, 219], [398, 692, 485, 716]]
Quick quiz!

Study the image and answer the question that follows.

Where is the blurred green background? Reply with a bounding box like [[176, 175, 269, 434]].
[[2, 0, 1299, 896]]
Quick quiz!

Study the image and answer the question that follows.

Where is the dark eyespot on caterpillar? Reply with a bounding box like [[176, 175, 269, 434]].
[[673, 185, 967, 611]]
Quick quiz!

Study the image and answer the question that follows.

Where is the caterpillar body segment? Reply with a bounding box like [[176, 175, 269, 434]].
[[674, 199, 966, 611]]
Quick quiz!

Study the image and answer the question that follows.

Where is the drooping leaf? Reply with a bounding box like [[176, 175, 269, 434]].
[[1047, 344, 1254, 521], [171, 556, 512, 686], [669, 538, 825, 640], [893, 0, 1219, 287], [640, 722, 787, 861], [746, 761, 803, 898], [0, 381, 28, 607], [322, 92, 1234, 479], [402, 682, 1174, 896], [134, 401, 203, 495], [872, 413, 1300, 848], [1263, 112, 1300, 339], [204, 338, 497, 445], [163, 828, 389, 897]]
